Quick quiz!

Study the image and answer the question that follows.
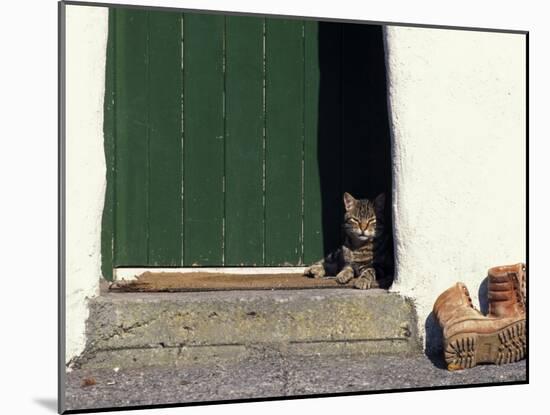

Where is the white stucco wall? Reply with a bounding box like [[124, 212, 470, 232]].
[[385, 26, 526, 352], [65, 5, 108, 363], [62, 6, 526, 360]]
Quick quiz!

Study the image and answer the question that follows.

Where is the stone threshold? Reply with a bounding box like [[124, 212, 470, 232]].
[[73, 288, 420, 370]]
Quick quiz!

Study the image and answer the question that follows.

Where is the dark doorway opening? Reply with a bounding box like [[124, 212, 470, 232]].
[[317, 22, 394, 279]]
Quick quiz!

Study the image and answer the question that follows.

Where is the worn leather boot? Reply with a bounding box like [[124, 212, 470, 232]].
[[433, 282, 526, 370], [487, 263, 526, 318]]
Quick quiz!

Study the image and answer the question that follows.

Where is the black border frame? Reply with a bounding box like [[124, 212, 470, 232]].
[[59, 1, 67, 413]]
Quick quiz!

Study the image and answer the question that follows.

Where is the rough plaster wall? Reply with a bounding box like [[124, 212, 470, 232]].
[[384, 27, 526, 354], [65, 5, 108, 363], [63, 12, 525, 361]]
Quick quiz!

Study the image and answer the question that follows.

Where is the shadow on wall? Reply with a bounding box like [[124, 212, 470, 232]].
[[478, 277, 489, 315], [425, 312, 446, 367], [316, 22, 394, 277]]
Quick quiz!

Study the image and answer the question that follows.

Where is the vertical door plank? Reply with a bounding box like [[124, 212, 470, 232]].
[[114, 9, 149, 266], [148, 11, 183, 266], [304, 22, 343, 264], [303, 20, 322, 265], [183, 13, 225, 265], [225, 16, 265, 265], [101, 8, 116, 279], [265, 18, 304, 265]]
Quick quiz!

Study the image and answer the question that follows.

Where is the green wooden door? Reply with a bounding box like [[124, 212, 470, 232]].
[[101, 8, 391, 280]]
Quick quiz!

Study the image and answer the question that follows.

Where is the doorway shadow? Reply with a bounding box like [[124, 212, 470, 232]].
[[317, 22, 394, 279]]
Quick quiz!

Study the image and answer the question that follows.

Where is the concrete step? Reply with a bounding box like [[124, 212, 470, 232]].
[[74, 288, 421, 369]]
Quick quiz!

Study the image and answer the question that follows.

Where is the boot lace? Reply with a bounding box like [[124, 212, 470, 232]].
[[461, 285, 475, 308], [509, 271, 525, 312]]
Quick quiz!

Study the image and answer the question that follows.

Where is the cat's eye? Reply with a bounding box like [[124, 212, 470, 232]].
[[349, 218, 359, 224]]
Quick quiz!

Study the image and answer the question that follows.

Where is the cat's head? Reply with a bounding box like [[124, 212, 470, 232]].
[[343, 192, 386, 242]]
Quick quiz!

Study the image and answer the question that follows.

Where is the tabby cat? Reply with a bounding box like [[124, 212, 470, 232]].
[[304, 192, 392, 289]]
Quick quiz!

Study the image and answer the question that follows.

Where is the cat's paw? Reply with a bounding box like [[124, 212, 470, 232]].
[[354, 269, 379, 290], [360, 268, 376, 280], [354, 277, 377, 290], [336, 268, 354, 284], [304, 264, 325, 278]]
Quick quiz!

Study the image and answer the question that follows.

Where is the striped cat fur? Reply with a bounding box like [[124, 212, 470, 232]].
[[304, 192, 393, 289]]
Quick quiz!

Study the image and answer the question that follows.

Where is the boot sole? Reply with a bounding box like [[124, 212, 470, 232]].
[[444, 319, 526, 370]]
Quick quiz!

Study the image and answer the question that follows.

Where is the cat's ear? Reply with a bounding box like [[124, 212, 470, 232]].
[[374, 193, 386, 212], [343, 192, 357, 211]]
